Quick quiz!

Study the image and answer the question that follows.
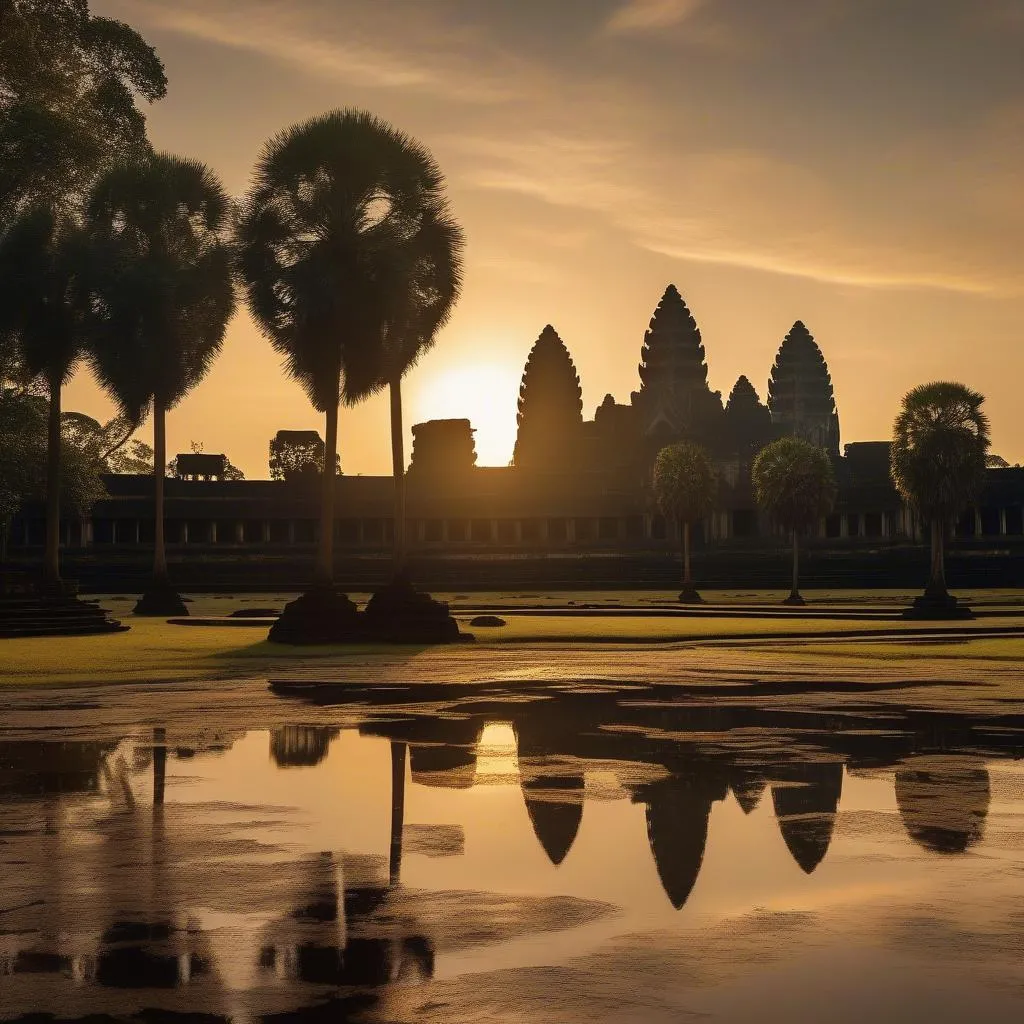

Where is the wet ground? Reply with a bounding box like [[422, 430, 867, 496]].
[[3, 677, 1024, 1022]]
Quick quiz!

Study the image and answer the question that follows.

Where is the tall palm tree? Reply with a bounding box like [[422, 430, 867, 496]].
[[234, 109, 458, 640], [890, 382, 989, 614], [752, 436, 836, 605], [379, 203, 463, 577], [0, 206, 88, 587], [85, 153, 235, 615], [653, 441, 717, 603]]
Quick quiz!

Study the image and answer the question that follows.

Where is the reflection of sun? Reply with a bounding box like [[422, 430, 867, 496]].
[[409, 363, 520, 467], [474, 722, 520, 786]]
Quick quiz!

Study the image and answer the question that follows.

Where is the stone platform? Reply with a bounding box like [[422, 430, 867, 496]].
[[0, 573, 126, 638]]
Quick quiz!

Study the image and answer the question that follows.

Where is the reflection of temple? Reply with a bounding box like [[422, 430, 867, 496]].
[[771, 762, 844, 874], [895, 760, 991, 854], [19, 283, 1024, 567], [0, 700, 1010, 1018], [515, 718, 585, 866], [347, 694, 1007, 911], [641, 774, 726, 909], [270, 726, 340, 768]]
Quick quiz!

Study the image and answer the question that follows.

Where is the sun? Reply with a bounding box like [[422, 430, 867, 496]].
[[409, 361, 521, 467]]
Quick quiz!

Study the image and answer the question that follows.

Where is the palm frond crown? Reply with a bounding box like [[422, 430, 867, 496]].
[[752, 436, 836, 533], [890, 381, 989, 523], [234, 109, 462, 411], [84, 151, 235, 423]]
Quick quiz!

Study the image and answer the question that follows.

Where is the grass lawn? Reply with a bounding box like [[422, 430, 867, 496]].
[[2, 592, 1024, 688], [87, 588, 1024, 614]]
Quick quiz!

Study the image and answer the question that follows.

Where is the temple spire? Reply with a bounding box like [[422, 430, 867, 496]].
[[513, 325, 584, 470], [724, 375, 773, 459], [631, 285, 722, 441], [766, 321, 840, 454]]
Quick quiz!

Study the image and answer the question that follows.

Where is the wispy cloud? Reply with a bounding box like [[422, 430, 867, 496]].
[[452, 131, 1022, 295], [604, 0, 706, 34], [110, 0, 1024, 296], [110, 0, 524, 103]]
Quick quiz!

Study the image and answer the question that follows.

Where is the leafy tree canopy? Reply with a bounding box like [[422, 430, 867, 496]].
[[0, 0, 166, 216], [752, 436, 836, 534], [653, 441, 717, 524], [269, 429, 340, 480], [60, 410, 154, 473], [0, 386, 106, 527], [890, 381, 989, 524]]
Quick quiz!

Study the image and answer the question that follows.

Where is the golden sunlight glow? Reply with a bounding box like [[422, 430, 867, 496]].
[[409, 362, 522, 467], [474, 722, 520, 785]]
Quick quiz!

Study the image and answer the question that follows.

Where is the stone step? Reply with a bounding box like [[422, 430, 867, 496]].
[[0, 622, 126, 638], [0, 597, 126, 638]]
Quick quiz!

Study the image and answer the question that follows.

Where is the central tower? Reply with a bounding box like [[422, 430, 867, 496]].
[[630, 285, 723, 447]]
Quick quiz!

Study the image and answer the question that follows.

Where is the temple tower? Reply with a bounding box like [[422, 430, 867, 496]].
[[724, 375, 773, 459], [630, 285, 723, 444], [766, 321, 840, 454], [513, 325, 584, 470], [409, 419, 477, 476]]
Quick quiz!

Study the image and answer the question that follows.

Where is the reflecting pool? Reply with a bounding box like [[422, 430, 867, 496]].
[[2, 689, 1024, 1022]]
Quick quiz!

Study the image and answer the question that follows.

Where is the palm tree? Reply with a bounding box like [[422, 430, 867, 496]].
[[752, 436, 836, 605], [380, 203, 463, 579], [0, 206, 88, 588], [890, 382, 989, 615], [234, 109, 460, 641], [85, 153, 235, 615], [653, 442, 716, 603]]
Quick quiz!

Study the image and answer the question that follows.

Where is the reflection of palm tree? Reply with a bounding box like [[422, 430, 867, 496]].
[[771, 762, 843, 874], [895, 762, 991, 854], [730, 771, 766, 815], [152, 727, 166, 807], [0, 739, 114, 797], [269, 727, 340, 768], [390, 741, 406, 886], [515, 721, 584, 867], [644, 778, 714, 910], [259, 851, 434, 989]]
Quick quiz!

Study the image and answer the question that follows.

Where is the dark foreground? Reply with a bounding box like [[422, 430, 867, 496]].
[[2, 680, 1024, 1023]]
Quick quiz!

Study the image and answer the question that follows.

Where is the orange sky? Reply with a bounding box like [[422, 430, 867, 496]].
[[67, 0, 1024, 476]]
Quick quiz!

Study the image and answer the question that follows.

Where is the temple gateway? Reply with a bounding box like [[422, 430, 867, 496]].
[[8, 285, 1024, 580]]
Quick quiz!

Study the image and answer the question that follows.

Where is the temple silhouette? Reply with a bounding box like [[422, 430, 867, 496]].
[[6, 283, 1024, 586]]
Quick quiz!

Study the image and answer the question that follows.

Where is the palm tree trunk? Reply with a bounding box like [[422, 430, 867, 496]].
[[43, 373, 62, 587], [389, 374, 407, 580], [682, 521, 692, 590], [789, 529, 800, 601], [152, 398, 168, 585], [389, 740, 406, 887], [316, 388, 339, 588], [927, 518, 947, 598]]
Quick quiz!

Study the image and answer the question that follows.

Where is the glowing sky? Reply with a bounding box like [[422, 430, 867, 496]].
[[68, 0, 1024, 475]]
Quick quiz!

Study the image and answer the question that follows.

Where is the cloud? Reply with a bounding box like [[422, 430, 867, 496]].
[[451, 131, 1022, 295], [109, 0, 1024, 297], [604, 0, 706, 34], [109, 0, 524, 103]]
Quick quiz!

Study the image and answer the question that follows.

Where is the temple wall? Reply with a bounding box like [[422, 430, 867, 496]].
[[9, 467, 1024, 556]]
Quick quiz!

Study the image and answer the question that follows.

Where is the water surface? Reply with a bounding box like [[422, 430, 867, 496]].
[[2, 690, 1023, 1022]]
